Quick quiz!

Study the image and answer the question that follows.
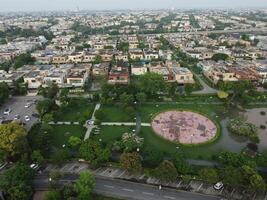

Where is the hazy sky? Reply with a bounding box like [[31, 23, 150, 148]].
[[0, 0, 267, 12]]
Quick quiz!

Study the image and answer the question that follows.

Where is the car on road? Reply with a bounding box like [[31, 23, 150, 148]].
[[214, 182, 224, 190], [24, 115, 30, 122], [14, 114, 20, 120], [3, 108, 11, 115]]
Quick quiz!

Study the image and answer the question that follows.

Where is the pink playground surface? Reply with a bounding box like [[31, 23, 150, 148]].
[[151, 111, 217, 144]]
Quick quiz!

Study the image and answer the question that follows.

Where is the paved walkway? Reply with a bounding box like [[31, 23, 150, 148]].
[[84, 103, 101, 140], [192, 73, 218, 95], [101, 122, 151, 127], [48, 121, 80, 125]]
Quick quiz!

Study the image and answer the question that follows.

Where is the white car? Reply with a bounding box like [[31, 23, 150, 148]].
[[0, 162, 7, 170], [25, 103, 31, 108], [14, 115, 20, 120], [3, 108, 11, 115], [24, 116, 30, 121], [30, 163, 39, 170], [214, 182, 224, 190]]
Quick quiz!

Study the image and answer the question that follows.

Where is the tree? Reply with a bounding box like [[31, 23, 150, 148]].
[[51, 149, 69, 166], [7, 182, 33, 200], [199, 168, 219, 183], [143, 149, 163, 168], [119, 93, 134, 106], [36, 99, 55, 117], [136, 92, 147, 104], [74, 171, 96, 200], [13, 53, 35, 69], [117, 42, 129, 52], [184, 84, 194, 95], [42, 113, 54, 124], [79, 140, 111, 167], [138, 72, 166, 97], [0, 82, 9, 105], [211, 53, 229, 62], [220, 166, 245, 187], [152, 160, 178, 182], [120, 152, 142, 173], [120, 132, 144, 152], [172, 153, 191, 174], [0, 122, 27, 157], [31, 150, 44, 164], [68, 136, 82, 147], [249, 174, 266, 192], [0, 163, 34, 200]]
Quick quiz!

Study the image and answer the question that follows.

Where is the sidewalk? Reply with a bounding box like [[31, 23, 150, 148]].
[[84, 103, 101, 140]]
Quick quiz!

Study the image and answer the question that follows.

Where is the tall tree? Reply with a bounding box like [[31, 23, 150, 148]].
[[120, 152, 142, 173], [74, 171, 96, 200], [79, 140, 110, 167], [0, 82, 9, 105], [0, 123, 27, 157], [152, 160, 178, 182], [138, 72, 166, 97]]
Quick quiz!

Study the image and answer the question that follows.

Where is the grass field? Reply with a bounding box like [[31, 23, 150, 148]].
[[98, 105, 135, 122], [140, 127, 222, 160], [50, 125, 86, 147], [92, 125, 135, 146], [54, 98, 95, 122]]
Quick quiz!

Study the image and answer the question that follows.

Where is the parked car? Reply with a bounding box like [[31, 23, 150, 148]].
[[24, 116, 30, 122], [14, 114, 20, 120], [25, 102, 31, 108], [214, 182, 224, 190], [30, 163, 39, 170], [32, 113, 40, 118], [0, 162, 8, 170], [3, 108, 11, 115]]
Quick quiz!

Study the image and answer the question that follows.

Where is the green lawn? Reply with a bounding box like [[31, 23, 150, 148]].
[[54, 98, 95, 122], [140, 127, 222, 160], [50, 125, 86, 147], [98, 105, 135, 122], [92, 126, 135, 146], [137, 103, 225, 123]]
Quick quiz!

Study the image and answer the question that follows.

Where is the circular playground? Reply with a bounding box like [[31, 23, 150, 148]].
[[151, 111, 218, 145]]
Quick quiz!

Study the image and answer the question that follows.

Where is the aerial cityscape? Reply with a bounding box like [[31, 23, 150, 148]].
[[0, 0, 267, 200]]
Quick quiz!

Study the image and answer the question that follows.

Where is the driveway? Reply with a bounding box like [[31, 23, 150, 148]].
[[192, 74, 217, 95]]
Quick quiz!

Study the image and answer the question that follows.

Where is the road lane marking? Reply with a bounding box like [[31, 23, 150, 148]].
[[163, 195, 176, 199], [104, 185, 114, 188], [142, 192, 154, 196], [122, 188, 134, 192]]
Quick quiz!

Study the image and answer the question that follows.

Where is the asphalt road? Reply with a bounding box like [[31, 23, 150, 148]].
[[34, 175, 220, 200], [0, 96, 42, 130]]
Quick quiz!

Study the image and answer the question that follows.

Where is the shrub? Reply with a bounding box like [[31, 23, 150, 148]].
[[227, 117, 259, 143]]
